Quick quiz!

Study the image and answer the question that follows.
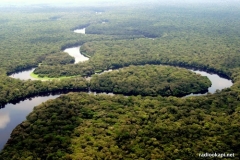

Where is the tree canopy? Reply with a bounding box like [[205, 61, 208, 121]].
[[1, 92, 240, 159], [0, 3, 240, 160], [90, 65, 211, 96]]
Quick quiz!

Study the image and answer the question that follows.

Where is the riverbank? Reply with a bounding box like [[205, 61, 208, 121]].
[[9, 64, 233, 95], [30, 72, 78, 81]]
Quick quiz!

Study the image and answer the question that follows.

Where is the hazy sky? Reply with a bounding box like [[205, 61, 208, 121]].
[[1, 0, 239, 6], [1, 0, 114, 4], [0, 0, 127, 6], [1, 0, 239, 3]]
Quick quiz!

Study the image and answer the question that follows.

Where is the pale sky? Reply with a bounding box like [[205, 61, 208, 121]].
[[1, 0, 115, 4], [0, 0, 239, 6], [0, 0, 107, 5], [0, 0, 133, 7], [1, 0, 238, 3]]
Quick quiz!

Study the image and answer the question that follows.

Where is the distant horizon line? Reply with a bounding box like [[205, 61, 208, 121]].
[[0, 0, 239, 8]]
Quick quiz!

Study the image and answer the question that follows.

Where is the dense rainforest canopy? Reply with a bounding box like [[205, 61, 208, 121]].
[[1, 92, 240, 160], [0, 2, 240, 160], [90, 65, 211, 96], [0, 75, 88, 107]]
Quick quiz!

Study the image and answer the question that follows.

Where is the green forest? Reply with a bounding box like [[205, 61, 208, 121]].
[[90, 65, 211, 96], [0, 74, 88, 107], [1, 92, 240, 159], [0, 1, 240, 160]]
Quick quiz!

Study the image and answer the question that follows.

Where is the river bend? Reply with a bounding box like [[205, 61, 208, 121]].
[[2, 28, 233, 151]]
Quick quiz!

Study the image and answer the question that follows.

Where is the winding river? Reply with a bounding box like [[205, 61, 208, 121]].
[[63, 46, 89, 64], [1, 28, 233, 151], [184, 70, 233, 97]]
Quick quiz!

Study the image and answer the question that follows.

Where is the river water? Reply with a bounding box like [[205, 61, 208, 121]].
[[8, 63, 233, 95], [9, 46, 88, 80], [9, 68, 36, 80], [63, 46, 89, 64], [73, 28, 85, 34], [0, 95, 60, 150], [3, 62, 233, 151], [1, 28, 233, 151], [185, 70, 233, 97]]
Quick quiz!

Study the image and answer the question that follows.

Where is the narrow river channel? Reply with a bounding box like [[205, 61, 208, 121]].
[[1, 28, 233, 151]]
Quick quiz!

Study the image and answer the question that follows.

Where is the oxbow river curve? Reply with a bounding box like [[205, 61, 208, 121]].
[[2, 27, 233, 151]]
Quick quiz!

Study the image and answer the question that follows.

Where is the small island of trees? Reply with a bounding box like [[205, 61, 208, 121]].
[[90, 65, 211, 96]]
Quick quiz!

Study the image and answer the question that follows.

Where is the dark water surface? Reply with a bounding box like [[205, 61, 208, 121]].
[[0, 95, 60, 150]]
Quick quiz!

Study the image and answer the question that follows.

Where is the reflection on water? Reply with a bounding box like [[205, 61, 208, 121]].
[[0, 112, 10, 129], [73, 28, 85, 34], [3, 67, 234, 151], [8, 67, 233, 96], [9, 46, 89, 80], [9, 68, 36, 80], [185, 70, 233, 97], [63, 46, 89, 64], [0, 95, 60, 150], [191, 70, 233, 93], [88, 90, 115, 96]]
